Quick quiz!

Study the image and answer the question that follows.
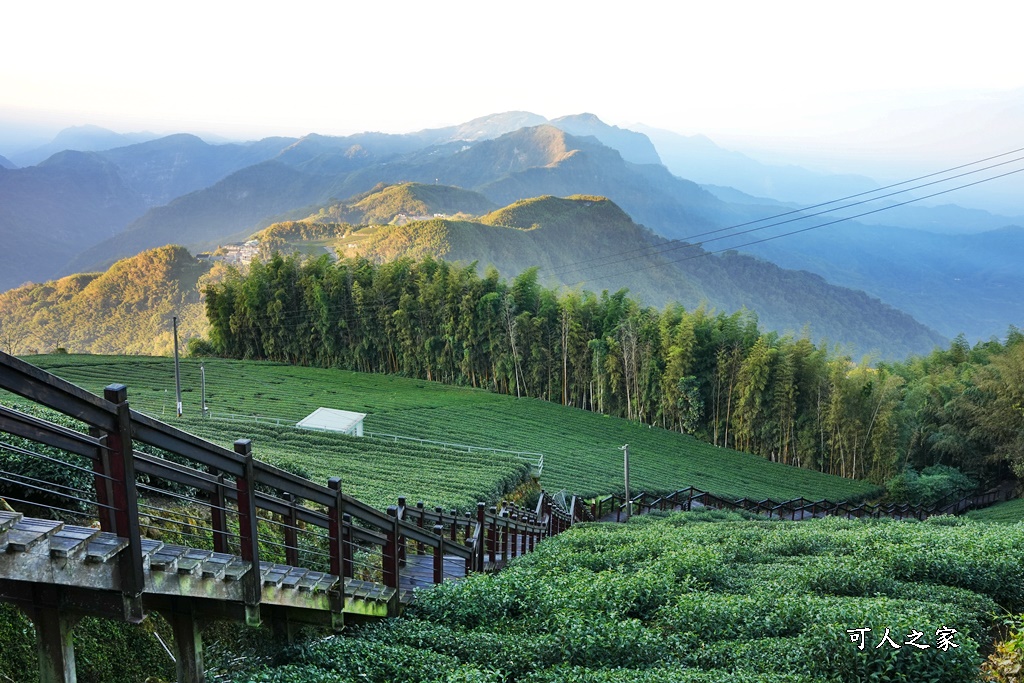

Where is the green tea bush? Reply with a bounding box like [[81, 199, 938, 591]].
[[886, 465, 978, 506], [228, 512, 1024, 682]]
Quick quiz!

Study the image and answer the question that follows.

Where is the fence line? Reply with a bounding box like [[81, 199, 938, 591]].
[[200, 411, 545, 475], [591, 485, 1009, 523]]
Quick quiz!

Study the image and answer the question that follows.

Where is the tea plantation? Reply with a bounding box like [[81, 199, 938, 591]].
[[229, 511, 1024, 682], [25, 355, 878, 505]]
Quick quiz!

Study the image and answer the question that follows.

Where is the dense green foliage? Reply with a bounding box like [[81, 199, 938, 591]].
[[350, 194, 944, 360], [886, 464, 977, 506], [0, 604, 175, 683], [26, 355, 877, 503], [310, 182, 497, 226], [232, 512, 1024, 682], [0, 245, 215, 356], [201, 251, 1024, 488]]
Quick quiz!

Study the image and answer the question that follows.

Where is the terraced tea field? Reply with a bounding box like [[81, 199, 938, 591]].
[[24, 355, 879, 505], [966, 496, 1024, 523]]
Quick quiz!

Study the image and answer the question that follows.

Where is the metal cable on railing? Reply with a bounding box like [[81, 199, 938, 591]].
[[0, 466, 101, 499], [0, 440, 103, 478], [0, 493, 106, 520], [134, 482, 231, 512], [1, 351, 568, 618], [0, 471, 109, 512], [136, 522, 222, 544]]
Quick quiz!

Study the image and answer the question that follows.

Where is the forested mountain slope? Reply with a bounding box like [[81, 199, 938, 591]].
[[350, 194, 946, 358], [0, 245, 213, 356]]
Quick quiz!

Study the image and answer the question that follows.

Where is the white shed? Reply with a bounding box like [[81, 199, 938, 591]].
[[296, 408, 366, 436]]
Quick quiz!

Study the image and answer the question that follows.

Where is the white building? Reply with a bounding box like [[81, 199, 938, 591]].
[[296, 407, 366, 436]]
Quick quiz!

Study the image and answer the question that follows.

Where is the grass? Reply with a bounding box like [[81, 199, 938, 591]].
[[23, 354, 880, 505], [965, 496, 1024, 523]]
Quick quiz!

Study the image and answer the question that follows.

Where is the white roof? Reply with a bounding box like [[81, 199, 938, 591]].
[[296, 407, 366, 433]]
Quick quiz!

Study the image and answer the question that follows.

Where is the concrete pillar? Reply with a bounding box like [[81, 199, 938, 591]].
[[30, 604, 77, 683], [168, 602, 205, 683]]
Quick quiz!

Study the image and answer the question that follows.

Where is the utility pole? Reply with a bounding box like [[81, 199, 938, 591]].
[[620, 444, 631, 521], [173, 316, 182, 418], [200, 362, 207, 418]]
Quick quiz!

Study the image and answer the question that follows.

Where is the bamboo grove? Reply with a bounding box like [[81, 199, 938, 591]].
[[202, 253, 1024, 487]]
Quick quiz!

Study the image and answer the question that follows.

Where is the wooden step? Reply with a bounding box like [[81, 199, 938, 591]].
[[85, 533, 129, 563], [6, 519, 63, 553], [50, 525, 100, 559], [149, 544, 187, 572], [0, 510, 22, 534], [223, 558, 251, 581], [177, 549, 213, 576], [261, 562, 290, 588], [280, 566, 308, 590], [296, 570, 326, 592], [345, 578, 392, 601], [200, 552, 234, 580], [0, 510, 21, 550], [140, 538, 164, 559], [313, 573, 339, 594]]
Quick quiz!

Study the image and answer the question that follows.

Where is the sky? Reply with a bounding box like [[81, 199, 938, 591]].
[[3, 0, 1024, 209], [3, 1, 1021, 140]]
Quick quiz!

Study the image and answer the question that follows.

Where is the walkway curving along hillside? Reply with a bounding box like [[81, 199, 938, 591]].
[[0, 352, 578, 683]]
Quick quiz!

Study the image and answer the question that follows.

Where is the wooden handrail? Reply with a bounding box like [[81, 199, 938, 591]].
[[1, 352, 572, 605]]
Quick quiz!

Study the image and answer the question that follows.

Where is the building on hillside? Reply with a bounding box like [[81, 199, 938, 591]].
[[296, 407, 366, 436]]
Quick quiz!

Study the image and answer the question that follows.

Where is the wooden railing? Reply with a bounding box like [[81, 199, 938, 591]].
[[592, 485, 1009, 523], [0, 352, 568, 624]]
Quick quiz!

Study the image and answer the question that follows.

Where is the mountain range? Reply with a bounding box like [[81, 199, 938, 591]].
[[1, 112, 1020, 359]]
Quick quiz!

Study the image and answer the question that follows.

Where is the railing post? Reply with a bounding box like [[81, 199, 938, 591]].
[[88, 426, 115, 533], [397, 497, 407, 568], [341, 513, 353, 579], [325, 479, 346, 632], [433, 523, 445, 584], [384, 506, 400, 589], [328, 479, 343, 577], [510, 514, 519, 558], [416, 502, 426, 555], [502, 511, 512, 562], [235, 439, 261, 627], [449, 509, 458, 542], [211, 471, 228, 554], [487, 506, 497, 566], [475, 502, 486, 572], [103, 384, 144, 621], [283, 492, 299, 567]]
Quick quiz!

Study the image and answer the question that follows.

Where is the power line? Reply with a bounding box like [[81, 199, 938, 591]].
[[545, 148, 1024, 279], [210, 144, 1024, 328], [568, 165, 1024, 288]]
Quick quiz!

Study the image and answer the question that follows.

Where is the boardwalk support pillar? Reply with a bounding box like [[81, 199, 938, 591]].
[[26, 588, 78, 683], [167, 599, 205, 683]]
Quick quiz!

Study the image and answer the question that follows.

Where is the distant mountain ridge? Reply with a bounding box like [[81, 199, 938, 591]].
[[0, 150, 148, 288], [1, 110, 1019, 356], [9, 124, 160, 167], [332, 192, 947, 358], [637, 125, 882, 206], [63, 124, 726, 275], [0, 245, 211, 356]]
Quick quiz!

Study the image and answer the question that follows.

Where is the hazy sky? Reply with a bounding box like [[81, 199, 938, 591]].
[[3, 0, 1021, 145]]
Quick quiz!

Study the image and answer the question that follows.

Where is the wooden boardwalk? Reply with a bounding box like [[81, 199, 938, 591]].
[[0, 351, 577, 683]]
